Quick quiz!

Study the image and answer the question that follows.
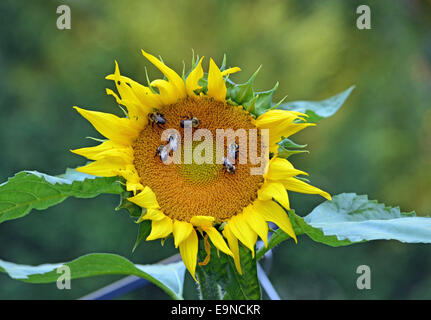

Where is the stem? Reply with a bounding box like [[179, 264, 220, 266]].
[[196, 266, 223, 300]]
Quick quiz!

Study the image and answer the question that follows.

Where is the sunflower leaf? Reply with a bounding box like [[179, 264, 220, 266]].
[[258, 193, 431, 259], [303, 193, 431, 244], [0, 253, 186, 300], [277, 137, 309, 159], [0, 169, 124, 224], [277, 85, 355, 122], [116, 190, 142, 218], [197, 240, 261, 300], [253, 82, 279, 117], [255, 209, 350, 260], [132, 220, 152, 253], [227, 66, 261, 105]]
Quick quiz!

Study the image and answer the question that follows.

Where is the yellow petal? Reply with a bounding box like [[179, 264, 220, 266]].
[[105, 87, 122, 105], [126, 181, 143, 195], [220, 67, 241, 77], [75, 157, 126, 177], [205, 227, 233, 257], [190, 216, 215, 228], [127, 182, 143, 195], [253, 199, 297, 243], [137, 208, 166, 222], [173, 220, 193, 248], [207, 58, 226, 101], [74, 107, 139, 145], [125, 83, 162, 110], [186, 57, 204, 96], [243, 205, 269, 247], [119, 164, 144, 195], [127, 186, 160, 209], [104, 62, 147, 120], [258, 181, 290, 210], [106, 74, 162, 109], [256, 110, 305, 127], [280, 177, 332, 201], [256, 110, 315, 153], [146, 216, 173, 241], [150, 79, 181, 105], [222, 224, 242, 275], [228, 214, 257, 257], [141, 49, 186, 98], [265, 157, 308, 181], [112, 61, 141, 104], [71, 140, 128, 161], [179, 229, 199, 281]]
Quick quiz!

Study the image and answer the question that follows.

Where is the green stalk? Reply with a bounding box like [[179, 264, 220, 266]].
[[196, 265, 223, 300]]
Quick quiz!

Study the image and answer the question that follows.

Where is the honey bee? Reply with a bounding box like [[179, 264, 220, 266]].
[[180, 113, 200, 129], [148, 111, 166, 128], [223, 157, 236, 174], [227, 142, 239, 163], [167, 133, 179, 152], [155, 144, 170, 162]]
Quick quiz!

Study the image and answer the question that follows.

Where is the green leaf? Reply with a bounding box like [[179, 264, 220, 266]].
[[277, 137, 307, 150], [0, 169, 124, 224], [256, 228, 293, 261], [253, 82, 279, 117], [197, 240, 261, 300], [304, 193, 431, 244], [277, 85, 355, 122], [290, 210, 354, 247], [227, 66, 261, 105], [258, 193, 431, 258], [243, 95, 259, 114], [116, 189, 142, 218], [277, 137, 309, 159], [0, 253, 186, 300], [132, 220, 151, 252], [256, 209, 352, 260]]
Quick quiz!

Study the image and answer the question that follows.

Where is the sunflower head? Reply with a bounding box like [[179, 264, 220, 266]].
[[71, 50, 331, 280]]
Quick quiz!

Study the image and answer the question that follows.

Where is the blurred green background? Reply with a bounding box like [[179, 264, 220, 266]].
[[1, 0, 431, 299]]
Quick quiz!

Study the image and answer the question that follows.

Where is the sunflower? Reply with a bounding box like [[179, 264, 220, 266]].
[[72, 50, 331, 280]]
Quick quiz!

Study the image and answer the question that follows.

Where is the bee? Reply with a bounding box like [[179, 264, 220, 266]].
[[148, 111, 166, 128], [167, 133, 179, 152], [180, 113, 200, 129], [223, 157, 236, 174], [227, 142, 239, 163], [155, 144, 170, 162]]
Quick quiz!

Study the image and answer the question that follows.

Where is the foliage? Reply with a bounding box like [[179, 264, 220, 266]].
[[277, 86, 355, 122], [0, 169, 123, 224], [258, 194, 431, 261], [0, 253, 186, 300], [196, 240, 261, 300]]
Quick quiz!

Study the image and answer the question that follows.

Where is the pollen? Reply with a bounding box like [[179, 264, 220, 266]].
[[133, 97, 265, 222]]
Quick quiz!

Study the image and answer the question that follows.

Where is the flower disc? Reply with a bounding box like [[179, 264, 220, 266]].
[[133, 97, 265, 222]]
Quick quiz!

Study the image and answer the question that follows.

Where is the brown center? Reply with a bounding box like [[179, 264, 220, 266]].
[[133, 96, 265, 222]]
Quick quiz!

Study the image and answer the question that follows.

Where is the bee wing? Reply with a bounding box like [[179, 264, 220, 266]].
[[159, 145, 170, 162], [223, 157, 231, 166], [227, 144, 236, 160], [171, 140, 178, 152], [167, 134, 178, 152]]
